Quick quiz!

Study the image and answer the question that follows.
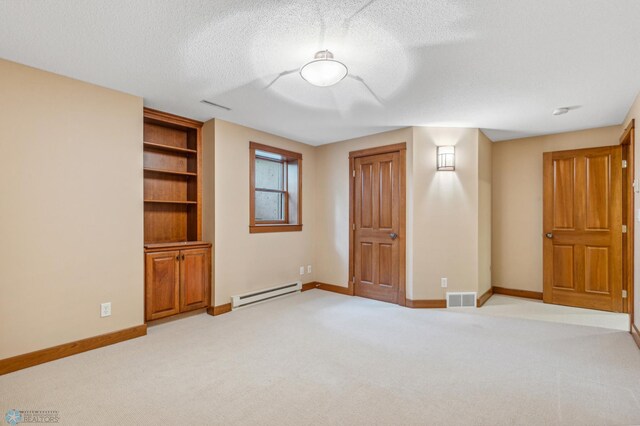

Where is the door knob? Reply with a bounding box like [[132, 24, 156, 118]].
[[390, 233, 398, 240], [545, 233, 553, 239]]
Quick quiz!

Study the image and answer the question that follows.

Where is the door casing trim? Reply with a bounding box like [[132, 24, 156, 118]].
[[349, 142, 407, 306], [621, 119, 635, 327]]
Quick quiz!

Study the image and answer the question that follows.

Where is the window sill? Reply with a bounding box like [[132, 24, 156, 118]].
[[250, 224, 302, 234]]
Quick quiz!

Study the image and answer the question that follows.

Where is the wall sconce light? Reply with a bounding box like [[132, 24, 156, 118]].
[[437, 146, 455, 171]]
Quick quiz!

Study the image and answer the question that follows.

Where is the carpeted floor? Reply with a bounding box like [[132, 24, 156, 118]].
[[1, 289, 639, 425], [454, 294, 630, 331]]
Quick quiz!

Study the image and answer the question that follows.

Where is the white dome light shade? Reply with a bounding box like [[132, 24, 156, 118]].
[[300, 50, 348, 87]]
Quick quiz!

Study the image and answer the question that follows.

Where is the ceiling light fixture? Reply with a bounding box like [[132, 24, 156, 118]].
[[300, 50, 348, 87], [552, 107, 570, 116]]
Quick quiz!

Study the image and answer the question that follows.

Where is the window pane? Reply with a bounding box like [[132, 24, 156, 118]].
[[255, 190, 285, 221], [255, 158, 284, 190], [255, 150, 283, 161]]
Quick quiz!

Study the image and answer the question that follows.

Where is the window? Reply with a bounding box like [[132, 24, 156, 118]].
[[250, 142, 302, 233]]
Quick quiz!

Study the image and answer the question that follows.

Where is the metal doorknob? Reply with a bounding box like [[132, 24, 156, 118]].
[[545, 233, 553, 239], [390, 233, 398, 240]]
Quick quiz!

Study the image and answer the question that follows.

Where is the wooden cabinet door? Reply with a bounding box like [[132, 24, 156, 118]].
[[354, 152, 401, 304], [543, 146, 623, 312], [145, 250, 180, 320], [180, 248, 210, 312]]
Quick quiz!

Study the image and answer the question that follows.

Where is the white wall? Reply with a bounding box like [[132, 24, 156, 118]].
[[0, 59, 144, 359]]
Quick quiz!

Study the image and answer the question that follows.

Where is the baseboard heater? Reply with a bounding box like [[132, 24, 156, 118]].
[[231, 281, 302, 310], [446, 292, 477, 308]]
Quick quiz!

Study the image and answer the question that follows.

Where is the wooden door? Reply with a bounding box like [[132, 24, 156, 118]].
[[180, 248, 210, 312], [145, 250, 180, 320], [543, 146, 623, 312], [354, 152, 401, 303]]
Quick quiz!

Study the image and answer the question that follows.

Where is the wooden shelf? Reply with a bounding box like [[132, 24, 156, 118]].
[[144, 241, 212, 250], [144, 200, 197, 205], [144, 167, 197, 177], [144, 142, 197, 155]]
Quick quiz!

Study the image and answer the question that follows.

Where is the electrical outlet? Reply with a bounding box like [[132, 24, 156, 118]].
[[441, 278, 448, 288], [307, 265, 312, 274], [299, 266, 305, 275], [100, 302, 111, 317]]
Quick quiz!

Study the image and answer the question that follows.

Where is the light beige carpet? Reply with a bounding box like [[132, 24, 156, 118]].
[[456, 294, 630, 331], [1, 290, 639, 425]]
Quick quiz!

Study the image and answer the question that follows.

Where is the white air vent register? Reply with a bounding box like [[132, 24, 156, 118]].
[[446, 292, 477, 308]]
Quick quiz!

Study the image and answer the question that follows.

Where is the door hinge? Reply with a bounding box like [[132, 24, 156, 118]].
[[623, 224, 628, 233], [622, 289, 628, 298], [622, 160, 628, 169], [353, 169, 355, 177], [352, 276, 356, 283], [352, 223, 355, 230]]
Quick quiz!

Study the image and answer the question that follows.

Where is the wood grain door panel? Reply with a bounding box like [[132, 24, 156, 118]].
[[543, 146, 622, 312], [552, 245, 575, 290], [354, 152, 400, 303], [585, 246, 609, 294], [378, 243, 394, 286], [553, 157, 576, 230], [378, 159, 394, 229], [360, 163, 374, 229], [180, 248, 211, 312], [145, 250, 180, 320], [358, 242, 374, 285], [585, 153, 610, 230]]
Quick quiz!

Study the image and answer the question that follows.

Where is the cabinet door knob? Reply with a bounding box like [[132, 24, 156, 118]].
[[182, 254, 185, 260], [175, 255, 179, 261]]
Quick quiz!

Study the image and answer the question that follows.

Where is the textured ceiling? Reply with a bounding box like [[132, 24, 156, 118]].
[[1, 0, 640, 145]]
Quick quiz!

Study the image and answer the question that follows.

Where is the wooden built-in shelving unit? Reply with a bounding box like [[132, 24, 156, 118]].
[[143, 108, 203, 243], [143, 108, 212, 322]]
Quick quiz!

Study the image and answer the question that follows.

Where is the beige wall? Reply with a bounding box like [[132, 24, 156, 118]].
[[314, 128, 414, 290], [623, 93, 640, 329], [202, 119, 216, 300], [478, 131, 493, 296], [492, 126, 622, 293], [314, 126, 488, 300], [411, 127, 483, 299], [4, 54, 636, 362], [0, 59, 144, 359], [211, 119, 316, 305]]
